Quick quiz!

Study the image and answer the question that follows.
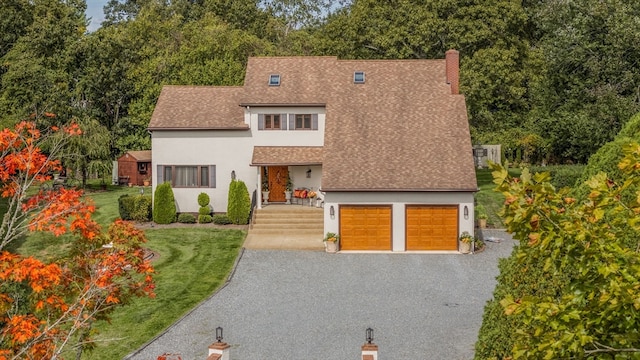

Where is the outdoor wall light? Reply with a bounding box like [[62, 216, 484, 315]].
[[464, 205, 469, 220], [366, 328, 374, 344], [216, 326, 223, 343], [306, 168, 312, 178], [330, 205, 335, 219], [231, 170, 236, 180]]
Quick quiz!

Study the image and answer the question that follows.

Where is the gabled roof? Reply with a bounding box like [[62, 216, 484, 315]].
[[119, 150, 151, 162], [148, 86, 247, 130]]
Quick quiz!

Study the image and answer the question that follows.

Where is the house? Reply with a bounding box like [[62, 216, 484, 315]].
[[116, 150, 152, 186], [148, 50, 477, 251]]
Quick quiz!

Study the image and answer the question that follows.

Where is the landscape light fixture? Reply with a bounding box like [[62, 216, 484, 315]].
[[464, 205, 469, 220], [216, 327, 223, 343], [366, 328, 374, 344]]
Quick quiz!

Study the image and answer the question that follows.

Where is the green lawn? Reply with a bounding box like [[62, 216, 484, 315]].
[[475, 167, 521, 228], [6, 184, 246, 359]]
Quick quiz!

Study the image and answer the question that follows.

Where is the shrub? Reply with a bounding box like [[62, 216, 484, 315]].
[[198, 206, 211, 216], [177, 213, 196, 223], [197, 192, 210, 207], [118, 194, 135, 220], [153, 182, 177, 224], [213, 214, 232, 225], [529, 164, 585, 189], [227, 179, 250, 225], [198, 214, 213, 223], [131, 195, 152, 222]]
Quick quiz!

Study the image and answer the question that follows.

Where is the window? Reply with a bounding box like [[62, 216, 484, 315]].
[[295, 114, 312, 130], [265, 114, 280, 129], [269, 74, 280, 86], [354, 71, 365, 84], [138, 162, 147, 173], [158, 165, 215, 188]]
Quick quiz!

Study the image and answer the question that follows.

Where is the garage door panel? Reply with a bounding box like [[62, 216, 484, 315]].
[[406, 206, 458, 251], [340, 206, 391, 251]]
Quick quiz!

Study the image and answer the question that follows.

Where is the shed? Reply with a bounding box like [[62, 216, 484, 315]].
[[116, 150, 152, 186]]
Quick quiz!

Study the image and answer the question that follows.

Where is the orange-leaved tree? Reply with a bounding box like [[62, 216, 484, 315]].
[[0, 121, 155, 359]]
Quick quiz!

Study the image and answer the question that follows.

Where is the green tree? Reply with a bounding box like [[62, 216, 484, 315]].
[[476, 149, 640, 358], [227, 179, 250, 224]]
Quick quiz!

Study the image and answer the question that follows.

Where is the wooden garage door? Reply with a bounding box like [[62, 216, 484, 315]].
[[406, 206, 458, 250], [340, 206, 392, 250]]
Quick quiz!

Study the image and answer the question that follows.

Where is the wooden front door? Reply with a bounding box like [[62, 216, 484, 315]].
[[268, 166, 288, 202]]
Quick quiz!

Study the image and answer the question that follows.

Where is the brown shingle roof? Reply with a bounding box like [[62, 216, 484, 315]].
[[251, 146, 323, 166], [321, 59, 476, 191], [124, 150, 151, 162], [148, 86, 247, 130]]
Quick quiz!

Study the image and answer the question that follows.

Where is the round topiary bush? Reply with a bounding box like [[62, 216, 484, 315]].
[[153, 182, 177, 224], [198, 214, 213, 223], [198, 206, 211, 216], [197, 192, 210, 207]]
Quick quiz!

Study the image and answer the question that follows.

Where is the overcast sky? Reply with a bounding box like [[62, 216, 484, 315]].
[[86, 0, 108, 32]]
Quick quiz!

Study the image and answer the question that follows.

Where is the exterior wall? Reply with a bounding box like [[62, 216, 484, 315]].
[[152, 107, 325, 213], [323, 191, 476, 252]]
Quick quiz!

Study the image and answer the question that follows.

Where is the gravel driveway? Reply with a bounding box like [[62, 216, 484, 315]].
[[127, 230, 514, 360]]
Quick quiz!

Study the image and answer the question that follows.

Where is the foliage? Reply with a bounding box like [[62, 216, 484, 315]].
[[177, 213, 196, 223], [198, 214, 213, 224], [198, 206, 211, 216], [212, 214, 232, 225], [0, 122, 155, 358], [227, 179, 250, 225], [197, 192, 210, 207], [529, 164, 586, 190], [458, 231, 473, 244], [476, 147, 640, 358], [261, 167, 269, 191], [131, 195, 152, 222], [152, 182, 176, 224], [118, 194, 135, 220], [474, 204, 488, 220], [323, 232, 339, 242]]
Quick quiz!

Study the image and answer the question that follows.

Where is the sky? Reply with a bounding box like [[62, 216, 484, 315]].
[[86, 0, 109, 32]]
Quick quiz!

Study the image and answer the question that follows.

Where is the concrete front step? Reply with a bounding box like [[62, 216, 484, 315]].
[[248, 228, 323, 236], [246, 205, 325, 250], [252, 223, 324, 230], [255, 213, 323, 221], [243, 233, 325, 251]]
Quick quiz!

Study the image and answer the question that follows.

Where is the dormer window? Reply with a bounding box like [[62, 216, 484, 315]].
[[269, 74, 281, 86], [354, 71, 365, 84]]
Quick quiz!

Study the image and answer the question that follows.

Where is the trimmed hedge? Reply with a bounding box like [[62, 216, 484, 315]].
[[198, 206, 211, 216], [198, 214, 213, 223], [177, 213, 196, 223], [528, 164, 585, 189], [118, 194, 135, 220], [153, 182, 177, 224], [213, 214, 232, 225], [131, 195, 152, 221]]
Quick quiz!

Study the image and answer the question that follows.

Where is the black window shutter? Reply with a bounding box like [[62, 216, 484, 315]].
[[258, 114, 264, 130], [312, 114, 318, 130]]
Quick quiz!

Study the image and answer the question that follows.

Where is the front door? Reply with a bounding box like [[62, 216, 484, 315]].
[[268, 166, 288, 202]]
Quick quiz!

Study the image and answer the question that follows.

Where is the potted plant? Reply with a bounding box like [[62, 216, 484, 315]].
[[475, 204, 488, 228], [308, 190, 317, 207], [284, 173, 293, 204], [459, 231, 473, 254], [324, 232, 339, 253], [261, 168, 269, 204], [143, 176, 151, 187]]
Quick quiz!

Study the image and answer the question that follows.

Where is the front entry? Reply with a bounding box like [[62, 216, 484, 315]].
[[267, 166, 288, 202]]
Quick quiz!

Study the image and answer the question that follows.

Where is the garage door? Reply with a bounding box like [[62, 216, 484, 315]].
[[340, 206, 392, 250], [406, 206, 458, 250]]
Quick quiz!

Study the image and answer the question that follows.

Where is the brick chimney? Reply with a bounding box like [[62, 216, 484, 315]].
[[445, 49, 460, 95]]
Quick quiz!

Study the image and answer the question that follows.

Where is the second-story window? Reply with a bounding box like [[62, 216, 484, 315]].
[[265, 114, 280, 129], [295, 114, 312, 130]]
